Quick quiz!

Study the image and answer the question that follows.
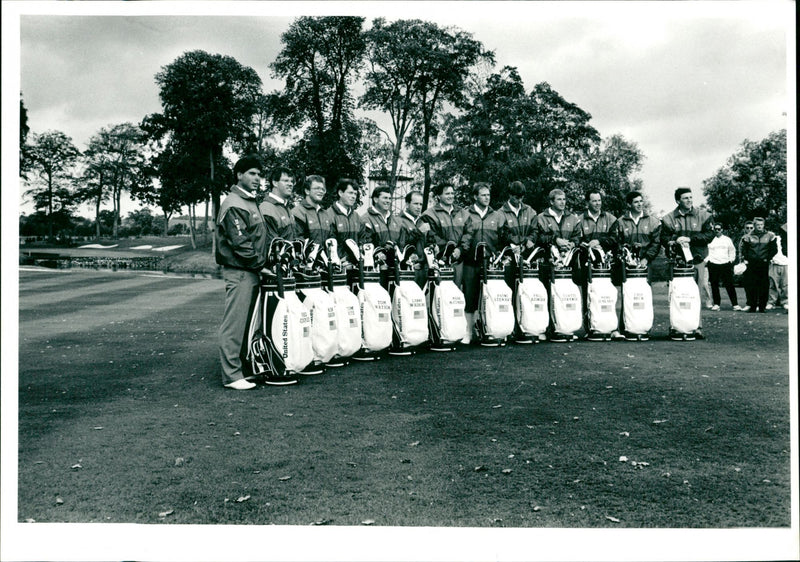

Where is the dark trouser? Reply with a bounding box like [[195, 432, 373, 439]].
[[462, 263, 481, 313], [707, 262, 738, 306], [749, 260, 770, 311]]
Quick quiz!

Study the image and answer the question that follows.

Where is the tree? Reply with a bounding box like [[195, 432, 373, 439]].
[[573, 134, 646, 217], [148, 50, 263, 247], [20, 94, 31, 178], [76, 123, 147, 239], [25, 130, 80, 238], [438, 67, 600, 211], [383, 21, 494, 209], [271, 16, 367, 189], [703, 129, 787, 232], [125, 208, 156, 237]]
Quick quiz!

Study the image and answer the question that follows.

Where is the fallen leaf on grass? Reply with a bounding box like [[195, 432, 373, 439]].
[[278, 476, 292, 481], [474, 466, 488, 472], [618, 456, 628, 462], [284, 413, 294, 417], [619, 432, 630, 437], [492, 404, 502, 409], [606, 516, 620, 523], [532, 506, 542, 512], [25, 519, 35, 523], [502, 469, 513, 474], [92, 427, 104, 430], [55, 497, 64, 505], [346, 462, 357, 467], [174, 457, 185, 467], [235, 495, 250, 503], [408, 441, 420, 447], [361, 519, 375, 525], [233, 431, 241, 436], [158, 510, 174, 518], [653, 419, 667, 424], [71, 463, 82, 470], [311, 519, 333, 526]]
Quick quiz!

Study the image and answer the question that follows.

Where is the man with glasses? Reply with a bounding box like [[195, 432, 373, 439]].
[[706, 223, 740, 310], [737, 221, 755, 311], [292, 175, 333, 245], [740, 217, 778, 313]]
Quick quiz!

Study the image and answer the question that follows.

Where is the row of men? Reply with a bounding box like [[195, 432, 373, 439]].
[[215, 155, 781, 389]]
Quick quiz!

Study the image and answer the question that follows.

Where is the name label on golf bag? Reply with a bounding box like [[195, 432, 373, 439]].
[[622, 277, 653, 334], [429, 279, 468, 344], [669, 276, 701, 333], [297, 287, 339, 364], [359, 282, 393, 352], [550, 277, 583, 335], [392, 280, 429, 347], [515, 277, 549, 336], [480, 279, 515, 340], [587, 276, 619, 334], [331, 285, 362, 358]]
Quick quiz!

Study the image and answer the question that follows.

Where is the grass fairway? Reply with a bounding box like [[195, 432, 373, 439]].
[[16, 267, 792, 530]]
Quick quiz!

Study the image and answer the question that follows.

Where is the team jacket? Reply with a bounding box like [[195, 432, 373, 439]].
[[361, 206, 394, 247], [325, 202, 369, 248], [606, 212, 662, 262], [535, 209, 581, 248], [215, 185, 268, 271], [460, 205, 503, 265], [741, 231, 778, 264], [292, 199, 333, 245], [495, 201, 538, 246], [419, 203, 468, 249], [659, 206, 714, 263], [572, 211, 617, 245], [391, 211, 425, 258], [258, 193, 297, 243]]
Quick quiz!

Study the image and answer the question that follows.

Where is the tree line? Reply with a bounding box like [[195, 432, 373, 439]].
[[20, 16, 787, 246]]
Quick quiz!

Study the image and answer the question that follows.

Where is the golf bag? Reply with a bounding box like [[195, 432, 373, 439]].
[[245, 262, 313, 385], [585, 247, 618, 340], [619, 246, 653, 340], [389, 245, 429, 354], [666, 242, 701, 340], [295, 271, 338, 374], [475, 243, 515, 346], [514, 247, 549, 343], [348, 242, 393, 359], [424, 243, 467, 351], [321, 238, 362, 364], [549, 246, 583, 340]]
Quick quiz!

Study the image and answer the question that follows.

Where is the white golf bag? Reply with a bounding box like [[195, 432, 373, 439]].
[[390, 270, 430, 353], [425, 244, 468, 350], [348, 243, 393, 357], [515, 254, 549, 340], [320, 238, 362, 364], [295, 272, 339, 373], [476, 245, 515, 346], [669, 265, 701, 339], [586, 268, 619, 338], [245, 272, 313, 384], [622, 268, 653, 337], [550, 269, 583, 338]]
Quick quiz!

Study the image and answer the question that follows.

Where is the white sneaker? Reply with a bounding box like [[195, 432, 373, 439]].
[[705, 303, 713, 309], [224, 378, 256, 390], [740, 306, 751, 312], [765, 304, 774, 310], [711, 304, 720, 311], [732, 305, 743, 311], [783, 304, 789, 310]]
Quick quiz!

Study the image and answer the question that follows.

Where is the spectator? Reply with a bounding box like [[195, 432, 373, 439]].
[[740, 217, 778, 313], [766, 223, 788, 310], [737, 221, 755, 311], [706, 223, 740, 310]]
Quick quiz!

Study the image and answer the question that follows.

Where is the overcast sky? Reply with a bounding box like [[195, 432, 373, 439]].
[[6, 1, 794, 218]]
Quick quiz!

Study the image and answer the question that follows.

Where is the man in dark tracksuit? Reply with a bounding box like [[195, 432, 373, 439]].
[[419, 183, 468, 288], [391, 190, 429, 288], [572, 189, 616, 315], [292, 175, 334, 246], [660, 187, 714, 337], [740, 216, 778, 313], [215, 155, 268, 390], [362, 185, 395, 286], [259, 166, 298, 243], [535, 188, 581, 285], [606, 191, 661, 338], [460, 183, 500, 343], [494, 181, 538, 288], [325, 179, 369, 266]]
